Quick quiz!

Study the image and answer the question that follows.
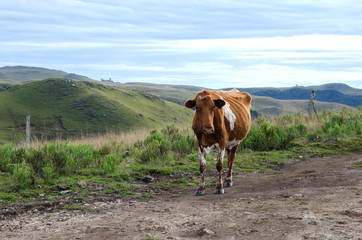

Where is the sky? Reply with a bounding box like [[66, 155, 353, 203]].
[[1, 0, 362, 89]]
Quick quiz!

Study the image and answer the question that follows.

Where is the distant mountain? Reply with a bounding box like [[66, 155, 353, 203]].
[[306, 83, 361, 95], [222, 84, 362, 108], [0, 78, 192, 143], [0, 66, 94, 82]]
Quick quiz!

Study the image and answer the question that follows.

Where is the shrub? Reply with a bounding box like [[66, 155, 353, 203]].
[[101, 154, 118, 174], [67, 144, 95, 174], [0, 145, 14, 172], [241, 121, 297, 151], [42, 165, 55, 184], [45, 143, 67, 174], [322, 113, 344, 133], [174, 135, 195, 156], [296, 123, 308, 137], [306, 131, 318, 142], [137, 130, 172, 162], [161, 125, 196, 156], [328, 125, 347, 140], [11, 163, 34, 190], [27, 148, 49, 177]]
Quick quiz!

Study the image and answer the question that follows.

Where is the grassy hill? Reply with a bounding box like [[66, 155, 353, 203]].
[[306, 83, 362, 96], [252, 96, 350, 116], [0, 66, 357, 131], [0, 66, 94, 83], [0, 78, 192, 143], [224, 84, 362, 108], [110, 82, 353, 116], [102, 82, 204, 106]]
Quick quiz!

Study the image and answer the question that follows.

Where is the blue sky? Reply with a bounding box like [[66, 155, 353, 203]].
[[1, 0, 362, 88]]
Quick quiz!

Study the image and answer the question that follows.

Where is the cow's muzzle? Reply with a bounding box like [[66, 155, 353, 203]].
[[201, 127, 214, 134]]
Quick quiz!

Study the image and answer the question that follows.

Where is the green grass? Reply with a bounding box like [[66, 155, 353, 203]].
[[0, 110, 361, 206], [350, 161, 362, 170], [140, 193, 154, 198], [0, 78, 193, 143], [63, 203, 85, 211]]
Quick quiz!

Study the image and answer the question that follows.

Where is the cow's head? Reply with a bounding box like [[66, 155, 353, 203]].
[[185, 91, 225, 135]]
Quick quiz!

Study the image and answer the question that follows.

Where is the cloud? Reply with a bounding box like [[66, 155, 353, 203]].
[[0, 1, 362, 88]]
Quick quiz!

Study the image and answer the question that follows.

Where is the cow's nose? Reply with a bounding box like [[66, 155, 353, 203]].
[[202, 127, 214, 134]]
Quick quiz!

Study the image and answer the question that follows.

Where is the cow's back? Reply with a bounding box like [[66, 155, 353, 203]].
[[215, 89, 251, 141]]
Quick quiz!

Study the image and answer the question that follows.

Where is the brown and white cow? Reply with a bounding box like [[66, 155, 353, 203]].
[[185, 89, 251, 196]]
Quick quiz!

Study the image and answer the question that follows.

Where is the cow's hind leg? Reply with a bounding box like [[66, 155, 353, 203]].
[[214, 148, 225, 194], [224, 145, 238, 187]]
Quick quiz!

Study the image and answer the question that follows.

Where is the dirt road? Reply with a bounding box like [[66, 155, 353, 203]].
[[1, 154, 361, 240]]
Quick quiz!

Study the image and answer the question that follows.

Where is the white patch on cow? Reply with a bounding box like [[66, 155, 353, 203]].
[[224, 102, 236, 130], [198, 143, 220, 165], [226, 139, 241, 149], [225, 176, 232, 181], [199, 95, 211, 100], [198, 147, 207, 165], [217, 149, 225, 165]]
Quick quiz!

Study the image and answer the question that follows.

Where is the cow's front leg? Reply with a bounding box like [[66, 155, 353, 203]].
[[214, 148, 225, 194], [195, 148, 207, 196]]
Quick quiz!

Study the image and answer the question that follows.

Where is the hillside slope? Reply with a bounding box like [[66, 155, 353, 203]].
[[228, 84, 362, 108], [112, 82, 353, 116], [252, 95, 350, 116], [0, 78, 192, 143], [0, 66, 94, 82]]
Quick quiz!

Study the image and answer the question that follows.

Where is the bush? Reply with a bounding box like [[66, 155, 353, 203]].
[[101, 154, 118, 174], [11, 163, 34, 190], [161, 125, 196, 156], [66, 144, 95, 174], [42, 165, 55, 184], [0, 145, 14, 173], [241, 121, 297, 151], [137, 130, 172, 162], [174, 135, 195, 156], [328, 125, 347, 140], [27, 148, 49, 177], [306, 131, 318, 142], [296, 123, 308, 137]]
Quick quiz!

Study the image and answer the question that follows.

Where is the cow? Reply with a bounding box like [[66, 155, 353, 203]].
[[184, 89, 252, 196]]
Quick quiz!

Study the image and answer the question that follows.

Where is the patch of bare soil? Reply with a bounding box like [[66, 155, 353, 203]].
[[1, 154, 361, 240]]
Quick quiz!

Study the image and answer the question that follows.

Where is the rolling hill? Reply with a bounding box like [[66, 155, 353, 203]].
[[0, 66, 94, 82], [224, 84, 362, 108], [0, 65, 358, 143], [112, 82, 355, 116], [0, 78, 192, 143]]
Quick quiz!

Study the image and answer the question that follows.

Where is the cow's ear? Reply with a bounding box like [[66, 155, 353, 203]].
[[214, 99, 225, 109], [185, 99, 196, 109]]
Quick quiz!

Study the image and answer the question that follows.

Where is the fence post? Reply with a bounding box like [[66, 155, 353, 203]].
[[26, 113, 30, 152]]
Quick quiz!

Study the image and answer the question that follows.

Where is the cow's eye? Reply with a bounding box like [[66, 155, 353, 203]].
[[195, 107, 199, 111]]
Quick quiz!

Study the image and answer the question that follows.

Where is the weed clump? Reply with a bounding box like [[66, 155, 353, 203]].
[[134, 125, 196, 163]]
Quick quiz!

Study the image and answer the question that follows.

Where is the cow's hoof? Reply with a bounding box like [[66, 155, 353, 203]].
[[194, 190, 205, 196], [214, 189, 224, 194], [224, 182, 233, 187]]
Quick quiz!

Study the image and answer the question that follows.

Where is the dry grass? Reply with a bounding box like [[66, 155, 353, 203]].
[[19, 125, 194, 150], [67, 129, 151, 149], [22, 129, 150, 150], [269, 112, 323, 130]]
